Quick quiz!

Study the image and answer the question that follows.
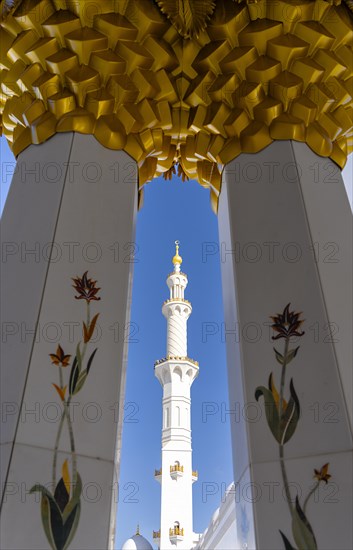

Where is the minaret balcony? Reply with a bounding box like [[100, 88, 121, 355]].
[[162, 298, 191, 306], [169, 526, 184, 544], [162, 298, 192, 319], [154, 468, 162, 482], [192, 470, 198, 482], [155, 355, 198, 366], [170, 464, 184, 480], [153, 530, 160, 543], [154, 356, 199, 386]]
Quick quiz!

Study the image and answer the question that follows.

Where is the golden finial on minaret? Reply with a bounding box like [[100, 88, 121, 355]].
[[172, 241, 182, 267], [136, 524, 140, 536]]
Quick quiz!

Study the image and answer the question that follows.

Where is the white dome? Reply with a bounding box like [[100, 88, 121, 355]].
[[121, 533, 153, 550]]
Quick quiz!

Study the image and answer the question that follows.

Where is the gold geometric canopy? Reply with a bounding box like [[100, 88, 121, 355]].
[[1, 0, 352, 212]]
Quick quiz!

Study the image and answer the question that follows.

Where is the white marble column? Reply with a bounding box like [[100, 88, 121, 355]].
[[1, 134, 137, 549], [218, 142, 352, 550]]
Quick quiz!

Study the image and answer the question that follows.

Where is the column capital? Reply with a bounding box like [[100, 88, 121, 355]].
[[1, 0, 352, 213]]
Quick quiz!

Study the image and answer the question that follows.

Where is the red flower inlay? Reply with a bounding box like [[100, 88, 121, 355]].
[[72, 271, 101, 303], [270, 303, 304, 340]]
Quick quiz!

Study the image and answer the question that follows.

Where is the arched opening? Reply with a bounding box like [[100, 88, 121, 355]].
[[2, 127, 351, 550], [172, 366, 183, 381], [116, 175, 233, 547], [1, 0, 353, 545]]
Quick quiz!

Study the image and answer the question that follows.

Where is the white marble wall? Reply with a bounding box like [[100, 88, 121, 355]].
[[196, 483, 238, 550], [218, 142, 352, 549], [1, 134, 137, 549]]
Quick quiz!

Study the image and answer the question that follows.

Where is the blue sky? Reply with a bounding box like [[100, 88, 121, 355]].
[[1, 136, 352, 548], [113, 174, 233, 546]]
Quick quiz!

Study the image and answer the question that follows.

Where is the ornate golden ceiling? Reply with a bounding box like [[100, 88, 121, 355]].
[[1, 0, 352, 211]]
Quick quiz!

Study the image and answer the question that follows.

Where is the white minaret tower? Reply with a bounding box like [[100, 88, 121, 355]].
[[154, 242, 199, 550]]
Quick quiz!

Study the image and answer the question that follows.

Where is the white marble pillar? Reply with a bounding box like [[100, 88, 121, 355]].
[[1, 134, 137, 550], [218, 141, 352, 550]]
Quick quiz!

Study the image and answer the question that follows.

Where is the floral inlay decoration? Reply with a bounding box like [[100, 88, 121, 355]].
[[31, 272, 101, 550], [255, 303, 332, 550]]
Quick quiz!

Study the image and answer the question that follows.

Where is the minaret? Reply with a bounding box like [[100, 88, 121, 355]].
[[154, 242, 199, 550]]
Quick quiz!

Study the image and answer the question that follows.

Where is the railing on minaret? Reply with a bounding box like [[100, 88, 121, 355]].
[[154, 242, 199, 550]]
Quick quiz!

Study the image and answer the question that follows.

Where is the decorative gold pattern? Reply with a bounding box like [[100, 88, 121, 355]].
[[170, 526, 184, 537], [1, 0, 352, 212], [170, 464, 184, 472], [156, 0, 216, 38]]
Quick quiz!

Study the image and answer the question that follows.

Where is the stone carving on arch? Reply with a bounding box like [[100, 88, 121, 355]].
[[172, 365, 183, 381]]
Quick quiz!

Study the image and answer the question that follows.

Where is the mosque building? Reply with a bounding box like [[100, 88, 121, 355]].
[[122, 525, 153, 550], [1, 2, 352, 550]]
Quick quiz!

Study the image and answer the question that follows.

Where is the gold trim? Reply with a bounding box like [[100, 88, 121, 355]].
[[1, 0, 352, 213], [170, 464, 184, 472], [169, 526, 184, 537], [155, 356, 199, 366]]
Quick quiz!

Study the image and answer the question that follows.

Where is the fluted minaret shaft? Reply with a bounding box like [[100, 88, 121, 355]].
[[162, 272, 191, 357], [162, 242, 192, 357], [167, 313, 188, 356]]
